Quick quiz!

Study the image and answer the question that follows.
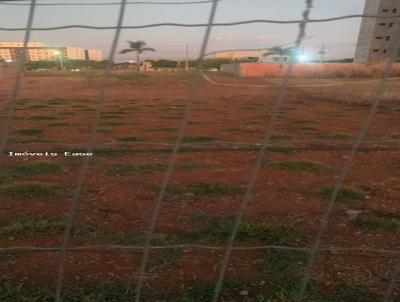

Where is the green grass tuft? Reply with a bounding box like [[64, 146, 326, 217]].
[[181, 136, 219, 143], [320, 132, 354, 140], [148, 127, 178, 132], [49, 122, 69, 127], [0, 181, 59, 198], [316, 283, 380, 302], [47, 98, 68, 105], [0, 162, 61, 180], [28, 116, 58, 121], [268, 159, 332, 174], [16, 128, 43, 136], [179, 216, 300, 245], [0, 279, 139, 302], [117, 136, 143, 142], [356, 216, 400, 231], [172, 281, 238, 301], [0, 215, 64, 238], [106, 163, 165, 175], [167, 182, 241, 200], [320, 186, 365, 202]]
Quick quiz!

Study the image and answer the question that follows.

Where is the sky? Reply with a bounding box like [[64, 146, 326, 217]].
[[0, 0, 366, 61]]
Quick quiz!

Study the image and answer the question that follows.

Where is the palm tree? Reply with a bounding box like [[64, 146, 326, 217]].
[[119, 41, 156, 72], [263, 47, 294, 63]]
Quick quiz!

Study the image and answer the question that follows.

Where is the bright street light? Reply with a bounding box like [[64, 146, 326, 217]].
[[53, 49, 64, 70], [298, 54, 309, 63]]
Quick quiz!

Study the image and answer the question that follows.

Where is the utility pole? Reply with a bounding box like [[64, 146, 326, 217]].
[[316, 43, 328, 63], [185, 43, 189, 71]]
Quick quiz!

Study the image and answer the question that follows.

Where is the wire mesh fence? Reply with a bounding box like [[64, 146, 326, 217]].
[[0, 0, 400, 301]]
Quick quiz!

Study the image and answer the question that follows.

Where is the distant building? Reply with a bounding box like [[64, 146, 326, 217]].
[[85, 49, 104, 61], [66, 47, 86, 60], [354, 0, 400, 62], [214, 50, 263, 61], [0, 41, 103, 62]]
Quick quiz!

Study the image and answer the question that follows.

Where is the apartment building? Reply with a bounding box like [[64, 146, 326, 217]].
[[66, 47, 86, 60], [354, 0, 400, 62], [85, 49, 104, 61], [0, 41, 103, 62]]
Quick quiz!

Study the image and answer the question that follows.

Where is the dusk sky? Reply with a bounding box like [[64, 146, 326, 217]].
[[0, 0, 366, 61]]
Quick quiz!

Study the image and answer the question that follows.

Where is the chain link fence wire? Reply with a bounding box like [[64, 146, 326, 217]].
[[0, 0, 399, 301]]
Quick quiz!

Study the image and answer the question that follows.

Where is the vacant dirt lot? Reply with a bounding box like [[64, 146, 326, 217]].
[[0, 72, 399, 301]]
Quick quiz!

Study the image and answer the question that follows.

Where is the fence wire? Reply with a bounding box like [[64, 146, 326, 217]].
[[1, 14, 400, 31], [0, 0, 399, 301], [0, 0, 221, 5], [54, 1, 129, 301]]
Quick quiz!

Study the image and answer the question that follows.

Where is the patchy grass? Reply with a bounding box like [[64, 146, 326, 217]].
[[356, 215, 400, 231], [320, 132, 354, 140], [256, 250, 307, 301], [146, 248, 182, 272], [177, 161, 213, 170], [106, 163, 165, 175], [325, 111, 346, 117], [117, 136, 143, 142], [106, 161, 211, 176], [181, 136, 219, 143], [162, 115, 182, 120], [100, 232, 169, 246], [28, 104, 50, 109], [271, 134, 292, 140], [225, 128, 254, 133], [28, 116, 58, 121], [0, 215, 64, 238], [179, 216, 300, 245], [171, 281, 238, 301], [187, 121, 204, 125], [0, 279, 139, 302], [106, 110, 128, 115], [269, 146, 297, 154], [48, 122, 69, 127], [148, 127, 178, 132], [0, 181, 59, 198], [0, 162, 61, 180], [320, 186, 365, 202], [316, 283, 380, 302], [167, 182, 241, 200], [291, 119, 317, 125], [101, 122, 126, 126], [47, 98, 68, 105], [16, 99, 31, 105], [267, 159, 332, 174], [15, 128, 43, 136], [114, 72, 150, 81], [94, 149, 129, 157]]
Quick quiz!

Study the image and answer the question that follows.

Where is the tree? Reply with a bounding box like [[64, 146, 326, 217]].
[[263, 47, 295, 63], [150, 59, 178, 68], [119, 41, 156, 72]]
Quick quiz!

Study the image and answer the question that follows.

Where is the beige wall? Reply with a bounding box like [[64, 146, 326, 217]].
[[0, 41, 44, 47], [86, 49, 103, 61], [66, 47, 86, 60], [0, 48, 12, 61], [214, 51, 262, 60], [0, 41, 104, 62], [355, 0, 400, 62], [28, 48, 58, 61]]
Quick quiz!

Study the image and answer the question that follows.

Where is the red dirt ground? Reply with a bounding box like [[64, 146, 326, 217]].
[[0, 72, 399, 300]]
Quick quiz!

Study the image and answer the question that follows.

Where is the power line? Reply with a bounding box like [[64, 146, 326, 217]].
[[132, 0, 220, 301], [211, 1, 314, 301], [0, 0, 222, 5], [1, 15, 399, 31], [53, 0, 129, 301]]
